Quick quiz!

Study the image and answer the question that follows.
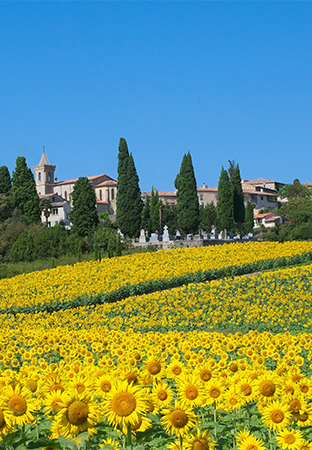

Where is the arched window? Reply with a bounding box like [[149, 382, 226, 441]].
[[107, 189, 110, 201], [48, 172, 51, 182], [99, 190, 102, 200], [38, 172, 41, 181], [64, 191, 67, 200], [111, 189, 115, 200]]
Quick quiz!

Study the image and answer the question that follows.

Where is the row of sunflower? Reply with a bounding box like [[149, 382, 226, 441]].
[[1, 263, 312, 335], [1, 241, 312, 310], [0, 329, 311, 449]]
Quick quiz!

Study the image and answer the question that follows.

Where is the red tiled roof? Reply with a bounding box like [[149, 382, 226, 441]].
[[96, 180, 117, 187], [55, 174, 111, 186], [197, 187, 218, 192]]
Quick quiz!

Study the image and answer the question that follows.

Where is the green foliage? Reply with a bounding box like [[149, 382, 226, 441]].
[[93, 212, 118, 251], [70, 177, 98, 237], [11, 156, 40, 223], [9, 229, 36, 262], [0, 166, 12, 194], [244, 200, 254, 234], [141, 195, 151, 235], [199, 202, 217, 232], [150, 187, 161, 232], [174, 152, 199, 234], [161, 202, 178, 236], [217, 167, 233, 232], [116, 138, 143, 237], [39, 197, 52, 227], [279, 178, 312, 199], [0, 193, 13, 223], [229, 161, 245, 236]]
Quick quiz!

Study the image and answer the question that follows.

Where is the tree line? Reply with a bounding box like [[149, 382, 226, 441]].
[[1, 139, 310, 264]]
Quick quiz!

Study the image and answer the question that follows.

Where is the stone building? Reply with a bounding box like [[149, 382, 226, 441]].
[[33, 150, 117, 226]]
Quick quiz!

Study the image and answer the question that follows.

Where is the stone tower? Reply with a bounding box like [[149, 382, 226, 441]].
[[33, 149, 56, 195]]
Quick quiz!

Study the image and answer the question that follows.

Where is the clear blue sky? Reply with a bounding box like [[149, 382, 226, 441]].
[[1, 2, 312, 192]]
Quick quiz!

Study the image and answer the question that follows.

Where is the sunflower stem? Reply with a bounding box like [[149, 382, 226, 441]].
[[126, 423, 133, 449], [179, 433, 183, 450], [213, 404, 218, 441]]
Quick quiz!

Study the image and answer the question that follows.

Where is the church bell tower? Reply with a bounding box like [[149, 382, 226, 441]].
[[33, 147, 56, 195]]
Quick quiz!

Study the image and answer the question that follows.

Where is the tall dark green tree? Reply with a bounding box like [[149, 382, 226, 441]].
[[116, 137, 130, 231], [12, 156, 40, 223], [217, 167, 233, 232], [200, 202, 217, 232], [174, 152, 199, 234], [0, 166, 12, 194], [150, 187, 161, 232], [229, 161, 245, 236], [124, 154, 143, 237], [116, 138, 143, 237], [244, 200, 254, 234], [0, 166, 13, 222], [70, 177, 98, 237], [141, 195, 151, 235]]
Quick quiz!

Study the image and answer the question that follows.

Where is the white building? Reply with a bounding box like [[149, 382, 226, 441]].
[[33, 150, 117, 226]]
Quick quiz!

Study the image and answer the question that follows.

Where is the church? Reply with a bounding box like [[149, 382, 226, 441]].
[[33, 150, 117, 227]]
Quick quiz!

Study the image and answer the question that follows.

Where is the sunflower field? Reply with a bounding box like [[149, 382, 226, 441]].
[[1, 242, 312, 450]]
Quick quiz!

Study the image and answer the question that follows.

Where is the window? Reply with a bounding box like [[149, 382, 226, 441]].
[[111, 189, 115, 200], [52, 197, 55, 202], [38, 172, 41, 181], [99, 190, 102, 200], [107, 189, 110, 201], [199, 194, 203, 201], [261, 196, 264, 201], [64, 191, 67, 200], [48, 172, 51, 182], [52, 208, 58, 215]]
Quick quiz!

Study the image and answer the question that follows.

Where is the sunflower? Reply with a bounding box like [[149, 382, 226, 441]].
[[102, 380, 148, 430], [221, 386, 245, 411], [203, 379, 225, 406], [122, 412, 152, 436], [276, 428, 304, 450], [94, 374, 114, 399], [254, 371, 280, 403], [237, 432, 266, 450], [184, 428, 216, 450], [298, 441, 312, 450], [0, 406, 14, 439], [56, 389, 101, 438], [43, 389, 63, 415], [142, 355, 166, 381], [177, 374, 205, 407], [99, 436, 121, 449], [262, 400, 291, 431], [69, 374, 93, 395], [1, 384, 39, 427], [293, 405, 312, 427], [236, 377, 256, 402], [151, 380, 174, 408], [161, 401, 197, 436], [166, 359, 186, 380]]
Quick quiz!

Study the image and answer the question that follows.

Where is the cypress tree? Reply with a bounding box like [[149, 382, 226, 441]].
[[116, 137, 130, 231], [229, 161, 245, 236], [12, 156, 40, 224], [70, 177, 99, 237], [150, 187, 161, 232], [124, 154, 143, 237], [141, 195, 151, 235], [174, 152, 199, 234], [116, 138, 143, 237], [217, 167, 233, 232], [244, 200, 254, 234], [0, 166, 12, 194]]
